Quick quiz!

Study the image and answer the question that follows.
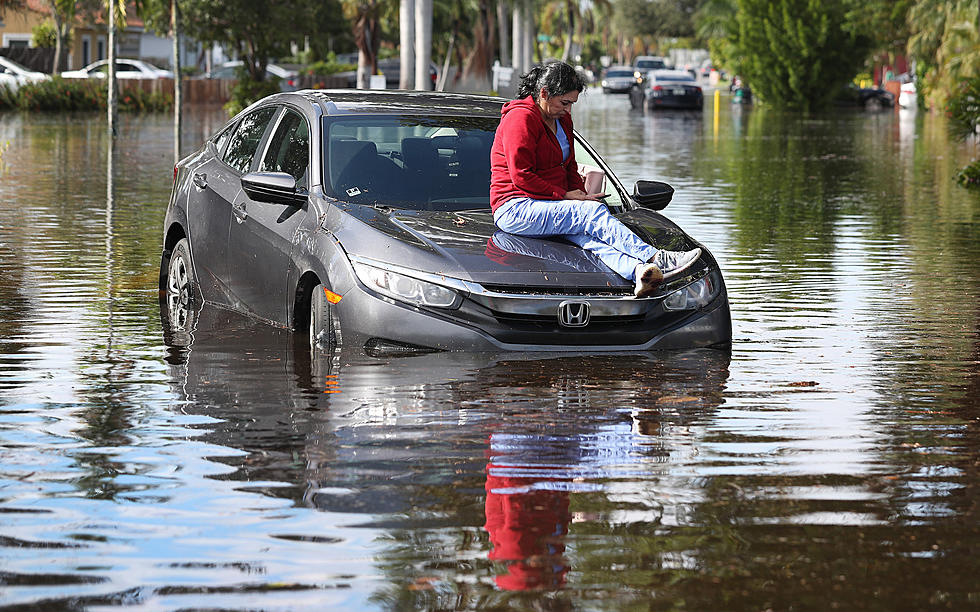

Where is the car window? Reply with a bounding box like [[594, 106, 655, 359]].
[[323, 115, 496, 211], [607, 70, 633, 78], [222, 107, 277, 174], [260, 109, 310, 187], [211, 122, 237, 156]]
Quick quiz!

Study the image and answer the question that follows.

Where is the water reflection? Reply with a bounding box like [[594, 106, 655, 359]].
[[2, 95, 980, 608]]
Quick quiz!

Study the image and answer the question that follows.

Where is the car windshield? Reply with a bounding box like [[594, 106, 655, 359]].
[[322, 115, 497, 211], [636, 60, 664, 70], [606, 70, 633, 78]]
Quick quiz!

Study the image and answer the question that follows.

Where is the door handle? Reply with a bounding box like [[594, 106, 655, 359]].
[[192, 173, 207, 189]]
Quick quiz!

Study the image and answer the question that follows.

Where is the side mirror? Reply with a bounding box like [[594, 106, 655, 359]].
[[241, 171, 306, 206], [632, 180, 674, 210]]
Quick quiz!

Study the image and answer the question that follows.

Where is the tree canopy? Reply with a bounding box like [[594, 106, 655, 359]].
[[731, 0, 871, 111]]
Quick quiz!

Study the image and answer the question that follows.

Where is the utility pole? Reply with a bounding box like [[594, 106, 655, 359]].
[[107, 0, 117, 138], [172, 0, 181, 163]]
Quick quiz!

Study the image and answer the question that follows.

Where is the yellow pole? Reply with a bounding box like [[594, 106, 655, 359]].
[[713, 88, 720, 139]]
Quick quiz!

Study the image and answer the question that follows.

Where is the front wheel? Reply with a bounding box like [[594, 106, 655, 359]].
[[309, 283, 341, 350]]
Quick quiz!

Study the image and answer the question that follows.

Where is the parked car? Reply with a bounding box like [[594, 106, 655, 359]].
[[601, 65, 639, 94], [201, 60, 300, 91], [629, 69, 703, 110], [159, 90, 731, 353], [0, 56, 49, 91], [836, 83, 895, 109], [61, 58, 173, 80]]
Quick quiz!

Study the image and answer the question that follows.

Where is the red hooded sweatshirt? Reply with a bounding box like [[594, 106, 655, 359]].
[[489, 96, 586, 213]]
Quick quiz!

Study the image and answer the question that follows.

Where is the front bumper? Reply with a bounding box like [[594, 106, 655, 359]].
[[334, 265, 732, 352]]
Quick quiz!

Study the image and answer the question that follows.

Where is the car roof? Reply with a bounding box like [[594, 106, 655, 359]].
[[271, 89, 507, 117]]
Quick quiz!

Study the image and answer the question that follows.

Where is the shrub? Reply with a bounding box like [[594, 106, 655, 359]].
[[0, 83, 17, 110], [5, 77, 173, 113], [306, 53, 356, 77], [17, 77, 105, 111], [224, 73, 281, 116]]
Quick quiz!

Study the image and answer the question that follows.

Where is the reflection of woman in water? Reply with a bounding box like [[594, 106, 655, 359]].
[[484, 437, 571, 591], [489, 61, 701, 298]]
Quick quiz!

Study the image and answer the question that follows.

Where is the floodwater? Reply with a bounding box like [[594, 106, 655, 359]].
[[1, 92, 979, 609]]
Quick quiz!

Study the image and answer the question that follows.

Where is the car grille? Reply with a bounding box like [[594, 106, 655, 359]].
[[478, 284, 633, 296]]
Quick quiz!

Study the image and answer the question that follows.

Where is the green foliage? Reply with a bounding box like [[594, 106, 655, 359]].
[[908, 0, 980, 111], [732, 0, 872, 112], [0, 83, 18, 110], [31, 21, 60, 48], [181, 0, 317, 82], [955, 160, 980, 188], [306, 53, 357, 76], [223, 73, 281, 116], [0, 77, 173, 112], [16, 77, 105, 111]]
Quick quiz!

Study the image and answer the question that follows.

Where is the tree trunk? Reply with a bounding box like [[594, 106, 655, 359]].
[[522, 0, 533, 69], [354, 12, 378, 89], [497, 0, 510, 67], [108, 0, 117, 138], [399, 0, 415, 89], [463, 0, 494, 85], [414, 0, 432, 90], [512, 0, 522, 73], [561, 0, 575, 63], [48, 1, 62, 73], [172, 0, 181, 164]]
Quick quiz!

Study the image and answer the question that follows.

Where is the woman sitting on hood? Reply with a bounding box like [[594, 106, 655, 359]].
[[489, 61, 700, 298]]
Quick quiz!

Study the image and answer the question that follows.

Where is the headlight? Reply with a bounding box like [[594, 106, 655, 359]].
[[353, 262, 460, 309], [663, 271, 722, 311]]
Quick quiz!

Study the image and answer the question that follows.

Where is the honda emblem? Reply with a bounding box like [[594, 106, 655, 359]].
[[558, 301, 591, 327]]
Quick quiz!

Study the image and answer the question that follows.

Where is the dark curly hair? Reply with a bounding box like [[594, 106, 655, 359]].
[[516, 61, 587, 100]]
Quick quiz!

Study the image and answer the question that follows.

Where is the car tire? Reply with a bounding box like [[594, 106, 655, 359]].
[[310, 283, 341, 351], [162, 238, 199, 344]]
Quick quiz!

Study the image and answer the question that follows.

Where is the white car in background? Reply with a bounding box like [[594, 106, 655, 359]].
[[61, 58, 174, 80], [0, 56, 50, 90]]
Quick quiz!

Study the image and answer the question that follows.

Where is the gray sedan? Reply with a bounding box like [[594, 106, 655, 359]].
[[159, 90, 730, 353]]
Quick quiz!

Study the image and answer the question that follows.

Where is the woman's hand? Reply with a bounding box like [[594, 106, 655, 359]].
[[565, 189, 607, 201]]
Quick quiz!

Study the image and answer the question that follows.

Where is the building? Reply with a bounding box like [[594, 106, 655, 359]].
[[0, 0, 202, 72]]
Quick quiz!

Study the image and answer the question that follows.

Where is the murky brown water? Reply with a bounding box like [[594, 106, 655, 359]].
[[1, 93, 979, 609]]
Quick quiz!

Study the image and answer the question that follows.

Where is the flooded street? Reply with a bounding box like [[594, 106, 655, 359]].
[[2, 92, 979, 609]]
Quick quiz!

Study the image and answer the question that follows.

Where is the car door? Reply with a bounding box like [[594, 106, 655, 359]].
[[186, 106, 277, 308], [226, 107, 312, 324]]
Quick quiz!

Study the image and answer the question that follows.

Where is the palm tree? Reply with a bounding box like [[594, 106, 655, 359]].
[[342, 0, 382, 88]]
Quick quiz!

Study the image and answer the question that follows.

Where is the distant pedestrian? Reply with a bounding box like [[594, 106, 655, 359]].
[[489, 61, 700, 297]]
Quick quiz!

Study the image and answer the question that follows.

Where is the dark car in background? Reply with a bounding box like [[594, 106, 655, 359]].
[[836, 83, 895, 109], [159, 90, 731, 353], [629, 69, 704, 110]]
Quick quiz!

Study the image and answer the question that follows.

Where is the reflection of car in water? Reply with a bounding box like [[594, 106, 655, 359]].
[[160, 90, 731, 354], [160, 300, 731, 591]]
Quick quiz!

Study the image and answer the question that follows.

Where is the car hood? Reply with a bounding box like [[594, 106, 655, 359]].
[[331, 205, 699, 290]]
